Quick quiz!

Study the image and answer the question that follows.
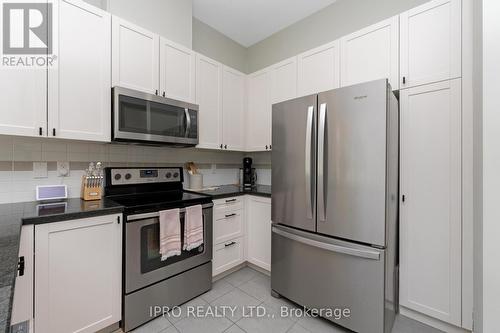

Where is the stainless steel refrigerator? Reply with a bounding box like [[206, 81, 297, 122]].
[[271, 79, 399, 333]]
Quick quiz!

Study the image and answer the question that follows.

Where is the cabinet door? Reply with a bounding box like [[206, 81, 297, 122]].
[[0, 69, 46, 138], [112, 16, 159, 94], [271, 56, 298, 104], [246, 196, 271, 271], [222, 66, 246, 151], [195, 54, 223, 149], [213, 237, 245, 277], [35, 214, 122, 333], [11, 226, 34, 331], [297, 40, 340, 97], [400, 79, 461, 325], [246, 69, 271, 152], [400, 0, 461, 88], [160, 37, 196, 103], [48, 0, 111, 142], [341, 16, 399, 89]]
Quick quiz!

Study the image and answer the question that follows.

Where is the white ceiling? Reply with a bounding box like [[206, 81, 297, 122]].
[[193, 0, 337, 47]]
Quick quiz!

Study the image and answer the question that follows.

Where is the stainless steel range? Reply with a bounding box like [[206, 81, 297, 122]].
[[104, 167, 213, 332]]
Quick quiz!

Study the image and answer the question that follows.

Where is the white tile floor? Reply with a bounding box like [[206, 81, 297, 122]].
[[126, 267, 443, 333]]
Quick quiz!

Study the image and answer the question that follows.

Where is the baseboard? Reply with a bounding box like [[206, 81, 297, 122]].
[[399, 306, 471, 333], [212, 261, 270, 282], [246, 261, 270, 276], [96, 322, 121, 333]]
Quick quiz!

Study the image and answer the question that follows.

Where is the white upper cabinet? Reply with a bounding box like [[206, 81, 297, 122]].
[[297, 40, 340, 97], [48, 0, 111, 142], [246, 69, 271, 152], [270, 56, 298, 104], [0, 67, 47, 137], [341, 16, 399, 89], [222, 66, 246, 151], [195, 53, 223, 150], [160, 38, 196, 103], [35, 214, 122, 333], [112, 17, 159, 94], [399, 79, 462, 326], [400, 0, 461, 88]]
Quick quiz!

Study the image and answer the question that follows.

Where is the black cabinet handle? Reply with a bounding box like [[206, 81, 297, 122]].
[[39, 127, 43, 136], [224, 241, 236, 247], [402, 195, 406, 202], [269, 144, 272, 150], [225, 213, 237, 218], [265, 145, 268, 150], [225, 198, 237, 203], [52, 128, 56, 136], [18, 256, 25, 276], [220, 144, 223, 149], [155, 90, 158, 95], [162, 92, 166, 97], [402, 76, 406, 84], [224, 144, 227, 149], [117, 216, 121, 224]]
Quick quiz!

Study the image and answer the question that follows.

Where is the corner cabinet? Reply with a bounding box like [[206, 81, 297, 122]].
[[399, 79, 462, 326], [340, 16, 399, 89], [34, 214, 122, 333], [48, 0, 111, 142], [222, 66, 246, 151], [399, 0, 461, 89], [246, 69, 271, 152], [160, 38, 196, 103], [195, 54, 223, 150], [246, 196, 272, 271], [297, 40, 340, 97], [112, 16, 160, 95]]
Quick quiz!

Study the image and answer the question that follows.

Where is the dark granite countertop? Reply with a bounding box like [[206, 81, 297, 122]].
[[188, 184, 271, 199], [0, 198, 124, 333]]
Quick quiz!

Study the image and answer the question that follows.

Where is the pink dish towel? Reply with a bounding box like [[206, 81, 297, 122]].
[[159, 208, 182, 260], [183, 205, 204, 250]]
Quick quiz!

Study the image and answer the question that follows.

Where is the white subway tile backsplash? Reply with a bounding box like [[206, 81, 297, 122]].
[[0, 135, 271, 204]]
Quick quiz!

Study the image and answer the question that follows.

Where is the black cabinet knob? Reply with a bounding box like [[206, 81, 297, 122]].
[[224, 144, 227, 149], [220, 144, 223, 149], [265, 145, 268, 150], [269, 144, 272, 150], [155, 90, 158, 95], [162, 92, 166, 97]]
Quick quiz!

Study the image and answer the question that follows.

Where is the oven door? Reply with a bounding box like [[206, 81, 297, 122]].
[[113, 87, 199, 146], [125, 204, 213, 293]]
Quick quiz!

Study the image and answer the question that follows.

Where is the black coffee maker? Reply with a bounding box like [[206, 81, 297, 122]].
[[241, 157, 257, 189]]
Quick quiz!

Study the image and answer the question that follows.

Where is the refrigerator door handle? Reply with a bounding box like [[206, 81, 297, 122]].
[[318, 103, 327, 222], [305, 105, 315, 219], [272, 225, 380, 260]]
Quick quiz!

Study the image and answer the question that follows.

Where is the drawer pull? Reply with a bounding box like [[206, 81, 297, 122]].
[[225, 199, 237, 203], [224, 241, 236, 247], [225, 213, 237, 218]]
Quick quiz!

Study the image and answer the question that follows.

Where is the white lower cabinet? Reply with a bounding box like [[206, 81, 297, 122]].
[[399, 79, 462, 326], [213, 237, 245, 277], [245, 196, 272, 271], [11, 226, 34, 333], [34, 214, 122, 333]]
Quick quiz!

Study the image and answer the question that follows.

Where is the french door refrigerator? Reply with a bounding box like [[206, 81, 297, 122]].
[[271, 79, 399, 333]]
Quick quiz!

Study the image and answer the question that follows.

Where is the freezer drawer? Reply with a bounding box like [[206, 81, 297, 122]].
[[271, 224, 393, 333]]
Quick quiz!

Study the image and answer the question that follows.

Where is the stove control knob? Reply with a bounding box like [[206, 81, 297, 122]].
[[173, 172, 179, 178], [166, 172, 172, 179], [114, 173, 121, 181], [125, 173, 132, 180]]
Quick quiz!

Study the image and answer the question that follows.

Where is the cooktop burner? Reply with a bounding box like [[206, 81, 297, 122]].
[[103, 167, 212, 215]]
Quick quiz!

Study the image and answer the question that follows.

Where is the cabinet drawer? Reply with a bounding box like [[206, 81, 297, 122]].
[[214, 210, 243, 244], [213, 196, 244, 211], [213, 237, 244, 276]]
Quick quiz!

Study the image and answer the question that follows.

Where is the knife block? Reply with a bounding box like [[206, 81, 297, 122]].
[[81, 176, 102, 201]]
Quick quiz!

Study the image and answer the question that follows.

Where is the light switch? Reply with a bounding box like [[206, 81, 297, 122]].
[[57, 161, 70, 177], [33, 162, 48, 178]]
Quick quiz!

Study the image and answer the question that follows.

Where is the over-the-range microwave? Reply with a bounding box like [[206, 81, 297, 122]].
[[112, 87, 199, 146]]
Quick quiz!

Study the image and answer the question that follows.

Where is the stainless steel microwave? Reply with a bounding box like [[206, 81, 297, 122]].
[[112, 87, 199, 146]]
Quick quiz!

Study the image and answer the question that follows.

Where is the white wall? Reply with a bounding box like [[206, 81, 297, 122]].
[[482, 0, 500, 331]]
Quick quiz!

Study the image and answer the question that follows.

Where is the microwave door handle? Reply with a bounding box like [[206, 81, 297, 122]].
[[184, 108, 191, 138]]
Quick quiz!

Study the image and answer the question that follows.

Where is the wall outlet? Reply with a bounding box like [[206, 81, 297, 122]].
[[33, 162, 48, 178], [57, 161, 70, 177]]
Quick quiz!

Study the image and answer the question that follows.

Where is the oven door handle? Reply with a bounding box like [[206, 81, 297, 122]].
[[127, 203, 213, 221]]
